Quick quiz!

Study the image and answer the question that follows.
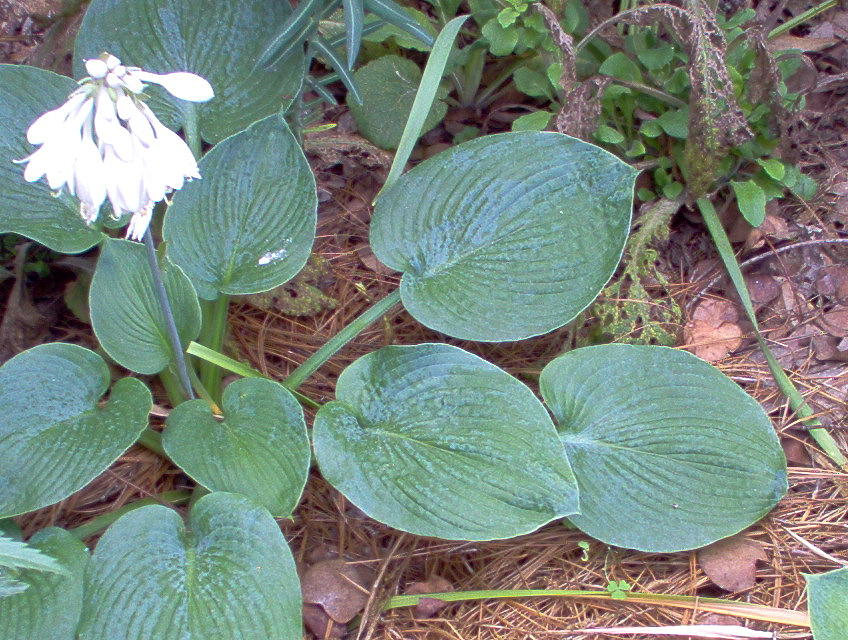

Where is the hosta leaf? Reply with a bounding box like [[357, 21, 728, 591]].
[[0, 343, 151, 518], [0, 64, 102, 254], [348, 55, 447, 150], [78, 492, 302, 640], [74, 0, 305, 144], [165, 116, 316, 299], [0, 533, 66, 574], [90, 238, 201, 375], [0, 528, 88, 640], [314, 343, 579, 540], [163, 378, 310, 517], [539, 344, 787, 552], [370, 132, 637, 341], [806, 567, 848, 640]]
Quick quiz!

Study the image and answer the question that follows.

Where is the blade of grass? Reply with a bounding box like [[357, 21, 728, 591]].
[[343, 0, 365, 69], [383, 589, 809, 626], [697, 197, 848, 472], [377, 14, 468, 198]]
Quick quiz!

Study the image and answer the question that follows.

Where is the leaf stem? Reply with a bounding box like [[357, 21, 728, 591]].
[[183, 102, 201, 159], [768, 0, 837, 39], [198, 294, 230, 402], [283, 288, 402, 391], [136, 428, 166, 457], [68, 490, 191, 540], [142, 229, 195, 401], [696, 197, 848, 471]]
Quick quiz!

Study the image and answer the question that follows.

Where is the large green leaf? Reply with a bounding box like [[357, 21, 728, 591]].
[[89, 238, 201, 375], [539, 344, 787, 552], [348, 54, 447, 150], [78, 492, 302, 640], [0, 65, 102, 254], [370, 132, 637, 341], [163, 378, 310, 518], [0, 343, 151, 518], [0, 528, 88, 640], [164, 116, 316, 299], [74, 0, 304, 144], [806, 568, 848, 640], [314, 343, 579, 540]]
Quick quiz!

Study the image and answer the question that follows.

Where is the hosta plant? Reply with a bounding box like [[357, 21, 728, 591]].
[[0, 0, 811, 638]]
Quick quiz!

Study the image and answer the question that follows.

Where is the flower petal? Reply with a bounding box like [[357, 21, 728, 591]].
[[132, 70, 214, 102], [94, 88, 133, 161], [125, 203, 154, 241], [26, 91, 89, 145], [85, 58, 108, 79]]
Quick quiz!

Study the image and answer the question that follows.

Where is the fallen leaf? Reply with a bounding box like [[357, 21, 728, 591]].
[[406, 575, 453, 618], [302, 603, 346, 639], [816, 265, 848, 304], [698, 535, 767, 592], [355, 244, 397, 276], [745, 275, 780, 307], [684, 299, 743, 362], [769, 34, 838, 52], [301, 558, 369, 624], [818, 308, 848, 337], [781, 437, 813, 467]]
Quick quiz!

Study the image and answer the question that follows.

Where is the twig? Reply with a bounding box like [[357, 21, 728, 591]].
[[688, 238, 848, 312]]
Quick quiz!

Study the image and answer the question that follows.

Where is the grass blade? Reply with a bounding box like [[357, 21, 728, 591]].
[[697, 197, 848, 472], [343, 0, 365, 69], [378, 15, 468, 196]]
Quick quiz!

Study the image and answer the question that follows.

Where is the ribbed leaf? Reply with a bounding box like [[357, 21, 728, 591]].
[[78, 492, 302, 640], [165, 116, 316, 299], [370, 132, 637, 341], [806, 568, 848, 640], [314, 343, 579, 540], [164, 379, 310, 517], [90, 238, 201, 375], [0, 528, 87, 640], [0, 64, 102, 253], [0, 533, 66, 574], [74, 0, 305, 144], [0, 343, 151, 518], [540, 344, 787, 552]]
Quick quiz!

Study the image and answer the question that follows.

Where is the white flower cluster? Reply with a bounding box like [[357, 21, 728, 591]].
[[17, 54, 213, 241]]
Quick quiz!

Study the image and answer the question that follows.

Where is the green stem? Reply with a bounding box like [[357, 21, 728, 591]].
[[69, 490, 191, 540], [768, 0, 837, 39], [198, 294, 230, 402], [697, 197, 848, 471], [284, 288, 402, 391], [187, 365, 221, 412], [137, 428, 166, 457], [143, 229, 195, 401], [158, 367, 186, 408], [183, 102, 201, 159]]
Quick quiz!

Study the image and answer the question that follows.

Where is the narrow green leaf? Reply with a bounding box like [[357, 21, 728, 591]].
[[257, 0, 324, 67], [165, 115, 317, 300], [0, 528, 88, 640], [163, 378, 310, 517], [371, 132, 637, 341], [78, 493, 302, 640], [0, 343, 151, 518], [364, 0, 436, 47], [90, 239, 201, 375], [343, 0, 365, 69], [75, 0, 305, 144], [311, 36, 362, 105], [0, 65, 102, 254], [540, 344, 787, 552], [381, 15, 468, 193], [731, 179, 767, 227], [314, 344, 579, 540], [805, 567, 848, 640]]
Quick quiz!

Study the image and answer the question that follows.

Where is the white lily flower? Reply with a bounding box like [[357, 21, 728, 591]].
[[16, 52, 214, 241]]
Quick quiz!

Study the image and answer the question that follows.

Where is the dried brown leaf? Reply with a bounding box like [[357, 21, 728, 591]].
[[406, 575, 454, 618], [301, 558, 370, 624], [684, 298, 743, 362], [698, 535, 767, 592]]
